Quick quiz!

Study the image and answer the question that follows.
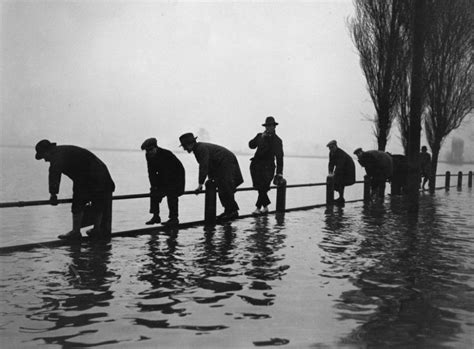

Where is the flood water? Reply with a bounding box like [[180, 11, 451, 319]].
[[1, 189, 473, 348]]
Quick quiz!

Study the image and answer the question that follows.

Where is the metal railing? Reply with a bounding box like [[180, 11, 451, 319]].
[[0, 170, 472, 253]]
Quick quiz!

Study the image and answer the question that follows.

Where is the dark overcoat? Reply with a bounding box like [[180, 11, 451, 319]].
[[328, 148, 355, 189], [46, 145, 115, 212], [146, 147, 185, 197], [248, 133, 284, 191], [193, 142, 243, 190], [358, 150, 393, 181]]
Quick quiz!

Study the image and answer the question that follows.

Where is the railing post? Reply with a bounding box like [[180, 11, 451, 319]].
[[469, 171, 473, 188], [445, 171, 451, 191], [276, 179, 287, 212], [363, 175, 371, 201], [204, 179, 216, 225], [326, 175, 334, 205], [457, 171, 463, 189]]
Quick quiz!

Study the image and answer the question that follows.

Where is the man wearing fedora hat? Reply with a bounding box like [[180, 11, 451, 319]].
[[35, 139, 115, 240], [326, 140, 355, 205], [248, 116, 284, 214], [179, 132, 243, 221], [141, 137, 185, 226]]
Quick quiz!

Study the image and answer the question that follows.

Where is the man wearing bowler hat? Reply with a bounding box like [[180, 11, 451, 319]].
[[248, 116, 284, 214], [35, 139, 115, 240], [179, 132, 243, 221], [326, 140, 355, 205], [141, 137, 185, 226]]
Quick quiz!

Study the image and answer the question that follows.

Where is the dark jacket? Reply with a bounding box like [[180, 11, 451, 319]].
[[146, 147, 185, 196], [328, 148, 355, 187], [47, 145, 115, 195], [420, 152, 431, 176], [358, 150, 393, 181], [249, 132, 284, 175], [193, 142, 243, 189]]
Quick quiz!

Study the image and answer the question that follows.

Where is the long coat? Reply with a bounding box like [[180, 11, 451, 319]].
[[46, 145, 115, 212], [328, 148, 355, 190], [146, 147, 185, 197], [248, 132, 284, 191], [193, 142, 243, 191], [358, 150, 393, 181]]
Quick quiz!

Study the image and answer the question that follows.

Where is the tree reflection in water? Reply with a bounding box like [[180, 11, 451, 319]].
[[322, 196, 468, 347]]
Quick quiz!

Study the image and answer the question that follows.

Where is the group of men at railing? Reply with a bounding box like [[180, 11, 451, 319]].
[[34, 116, 285, 240], [34, 115, 432, 241]]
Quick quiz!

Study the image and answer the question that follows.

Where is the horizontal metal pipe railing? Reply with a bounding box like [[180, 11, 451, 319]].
[[0, 182, 331, 208]]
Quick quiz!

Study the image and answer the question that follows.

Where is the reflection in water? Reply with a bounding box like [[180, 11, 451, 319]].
[[1, 192, 472, 347], [30, 241, 118, 347], [133, 218, 289, 336], [323, 196, 471, 347]]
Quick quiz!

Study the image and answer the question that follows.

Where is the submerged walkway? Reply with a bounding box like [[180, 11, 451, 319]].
[[0, 189, 472, 348]]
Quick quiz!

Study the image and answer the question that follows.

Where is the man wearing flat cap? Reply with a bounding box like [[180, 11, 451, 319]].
[[248, 116, 284, 214], [327, 140, 355, 204], [141, 137, 185, 226], [353, 147, 393, 199], [35, 139, 115, 240], [179, 132, 243, 221]]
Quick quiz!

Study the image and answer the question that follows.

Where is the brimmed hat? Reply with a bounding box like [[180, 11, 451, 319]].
[[326, 140, 337, 147], [141, 137, 157, 150], [35, 139, 56, 160], [353, 147, 363, 155], [179, 133, 198, 147], [262, 116, 279, 126]]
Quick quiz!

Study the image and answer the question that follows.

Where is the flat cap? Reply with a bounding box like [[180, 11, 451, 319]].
[[141, 138, 157, 150]]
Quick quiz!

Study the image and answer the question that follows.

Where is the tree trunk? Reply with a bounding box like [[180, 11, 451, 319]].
[[405, 0, 426, 209], [429, 145, 440, 193]]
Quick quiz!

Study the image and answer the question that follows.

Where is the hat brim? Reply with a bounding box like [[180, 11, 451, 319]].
[[179, 137, 198, 147], [262, 122, 278, 126], [35, 153, 43, 160]]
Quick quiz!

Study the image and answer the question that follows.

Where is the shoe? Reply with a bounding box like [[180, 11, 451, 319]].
[[145, 215, 161, 225], [261, 206, 269, 214], [86, 227, 100, 238], [217, 212, 228, 221], [162, 218, 179, 227], [335, 197, 345, 204], [58, 230, 82, 240], [252, 208, 261, 215], [225, 210, 239, 220]]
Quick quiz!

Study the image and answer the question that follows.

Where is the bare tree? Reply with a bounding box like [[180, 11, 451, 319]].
[[423, 0, 473, 191], [349, 0, 411, 151]]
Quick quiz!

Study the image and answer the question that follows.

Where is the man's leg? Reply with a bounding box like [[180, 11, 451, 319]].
[[146, 191, 161, 224], [163, 195, 179, 226]]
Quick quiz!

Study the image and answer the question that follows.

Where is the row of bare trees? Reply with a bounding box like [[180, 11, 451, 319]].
[[348, 0, 473, 191]]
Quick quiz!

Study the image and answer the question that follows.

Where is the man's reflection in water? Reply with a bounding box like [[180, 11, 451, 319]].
[[333, 196, 463, 347], [244, 215, 287, 293], [136, 229, 190, 316], [32, 241, 118, 347]]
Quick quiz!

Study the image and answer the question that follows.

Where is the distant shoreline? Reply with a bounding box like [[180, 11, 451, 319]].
[[1, 144, 473, 164]]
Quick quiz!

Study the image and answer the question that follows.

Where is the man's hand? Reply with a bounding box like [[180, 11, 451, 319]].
[[49, 194, 58, 206], [194, 184, 203, 195]]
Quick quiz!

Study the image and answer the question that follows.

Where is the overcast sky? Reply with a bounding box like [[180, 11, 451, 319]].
[[0, 0, 420, 155]]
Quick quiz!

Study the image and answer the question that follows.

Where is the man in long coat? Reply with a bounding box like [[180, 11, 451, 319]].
[[141, 138, 185, 226], [35, 139, 115, 240], [327, 140, 355, 204], [249, 116, 284, 214], [179, 132, 243, 221], [354, 147, 393, 199]]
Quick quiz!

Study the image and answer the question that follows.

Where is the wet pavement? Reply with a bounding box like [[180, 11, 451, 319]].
[[0, 189, 473, 348]]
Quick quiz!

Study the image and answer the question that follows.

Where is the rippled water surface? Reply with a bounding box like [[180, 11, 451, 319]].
[[1, 190, 473, 348]]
